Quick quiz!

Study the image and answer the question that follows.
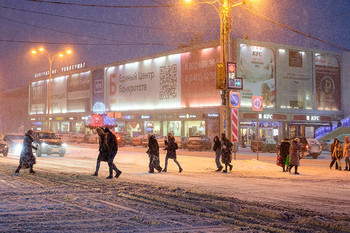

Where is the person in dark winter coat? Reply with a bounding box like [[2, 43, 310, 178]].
[[213, 136, 223, 171], [146, 134, 162, 173], [221, 133, 233, 173], [163, 135, 183, 173], [331, 138, 343, 171], [15, 130, 37, 175], [105, 127, 122, 179], [279, 138, 290, 172], [288, 138, 301, 175], [330, 138, 340, 170], [92, 127, 109, 177]]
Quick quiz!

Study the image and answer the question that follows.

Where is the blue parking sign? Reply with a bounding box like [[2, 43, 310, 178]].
[[229, 91, 240, 108]]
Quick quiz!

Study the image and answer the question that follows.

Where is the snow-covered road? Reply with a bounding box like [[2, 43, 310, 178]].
[[1, 144, 349, 232]]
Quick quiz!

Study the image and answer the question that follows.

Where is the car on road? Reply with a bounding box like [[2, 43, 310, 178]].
[[3, 133, 25, 154], [132, 134, 145, 146], [186, 135, 212, 151], [0, 138, 9, 157], [32, 131, 67, 157], [113, 132, 132, 147], [319, 139, 332, 152]]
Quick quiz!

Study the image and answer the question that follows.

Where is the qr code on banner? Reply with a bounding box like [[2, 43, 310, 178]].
[[159, 64, 177, 100]]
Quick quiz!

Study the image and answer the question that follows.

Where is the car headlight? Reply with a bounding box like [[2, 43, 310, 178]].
[[14, 144, 23, 154], [62, 143, 67, 147], [4, 144, 7, 148], [41, 142, 47, 147]]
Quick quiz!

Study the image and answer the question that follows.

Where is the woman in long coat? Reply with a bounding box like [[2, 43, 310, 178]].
[[15, 130, 37, 175], [288, 138, 301, 175], [221, 133, 233, 173], [146, 135, 162, 173], [92, 127, 109, 176], [279, 138, 290, 172], [163, 135, 183, 173]]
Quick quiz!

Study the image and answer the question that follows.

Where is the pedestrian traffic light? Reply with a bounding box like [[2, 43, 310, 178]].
[[216, 62, 226, 89]]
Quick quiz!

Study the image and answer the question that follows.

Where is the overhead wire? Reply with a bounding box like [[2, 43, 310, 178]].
[[240, 6, 350, 52]]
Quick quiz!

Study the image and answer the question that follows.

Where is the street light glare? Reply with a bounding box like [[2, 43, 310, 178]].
[[66, 50, 72, 54], [31, 50, 37, 54], [185, 0, 191, 2], [39, 48, 44, 52], [59, 54, 64, 57]]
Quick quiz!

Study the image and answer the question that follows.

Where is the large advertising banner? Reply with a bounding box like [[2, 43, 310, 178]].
[[92, 69, 104, 108], [106, 54, 181, 111], [50, 76, 67, 114], [315, 55, 341, 111], [238, 45, 275, 108], [30, 80, 47, 114], [67, 71, 91, 113], [180, 47, 220, 107], [278, 50, 313, 109]]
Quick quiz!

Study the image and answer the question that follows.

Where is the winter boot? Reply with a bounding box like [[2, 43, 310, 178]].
[[179, 168, 183, 173], [106, 176, 113, 179], [91, 172, 98, 176], [162, 168, 167, 172], [294, 166, 300, 175], [115, 170, 122, 178], [229, 164, 233, 171], [29, 166, 35, 174], [345, 166, 348, 171]]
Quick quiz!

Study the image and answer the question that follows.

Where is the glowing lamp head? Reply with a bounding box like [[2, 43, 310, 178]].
[[31, 50, 37, 54], [58, 54, 63, 57], [66, 50, 72, 54], [39, 48, 44, 52]]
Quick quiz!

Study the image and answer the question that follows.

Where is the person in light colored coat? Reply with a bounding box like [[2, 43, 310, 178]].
[[288, 138, 301, 175]]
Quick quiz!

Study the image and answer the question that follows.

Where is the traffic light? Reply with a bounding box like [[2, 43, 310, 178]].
[[216, 62, 226, 89]]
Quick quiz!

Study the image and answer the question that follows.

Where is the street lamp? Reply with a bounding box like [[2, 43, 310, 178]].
[[31, 47, 72, 131], [186, 0, 256, 138]]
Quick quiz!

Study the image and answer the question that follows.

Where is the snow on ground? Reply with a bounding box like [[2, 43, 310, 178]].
[[1, 144, 350, 232]]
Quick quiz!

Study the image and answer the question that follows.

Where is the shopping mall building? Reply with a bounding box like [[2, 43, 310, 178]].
[[28, 39, 348, 142]]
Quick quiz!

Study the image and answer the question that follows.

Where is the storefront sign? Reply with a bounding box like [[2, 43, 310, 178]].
[[293, 115, 307, 121], [307, 115, 320, 121], [179, 114, 197, 119], [206, 113, 219, 118], [140, 115, 152, 120]]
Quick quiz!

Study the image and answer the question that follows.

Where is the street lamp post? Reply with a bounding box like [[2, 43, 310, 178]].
[[186, 0, 252, 139], [31, 48, 72, 131]]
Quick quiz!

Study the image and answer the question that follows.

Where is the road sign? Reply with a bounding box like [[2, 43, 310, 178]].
[[252, 96, 263, 111], [229, 91, 240, 108], [231, 108, 238, 142]]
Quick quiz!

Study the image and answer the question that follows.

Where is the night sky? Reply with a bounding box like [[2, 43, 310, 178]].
[[0, 0, 349, 90]]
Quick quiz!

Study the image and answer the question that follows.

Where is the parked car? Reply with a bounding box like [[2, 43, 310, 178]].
[[187, 135, 212, 151], [0, 138, 9, 157], [250, 139, 266, 152], [69, 133, 79, 143], [76, 134, 85, 144], [174, 136, 188, 149], [319, 139, 333, 152], [3, 133, 25, 154], [32, 131, 67, 157], [113, 132, 131, 147], [86, 134, 98, 144], [132, 134, 145, 146], [56, 133, 70, 143]]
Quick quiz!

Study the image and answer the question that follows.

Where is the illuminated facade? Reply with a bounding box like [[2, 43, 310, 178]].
[[28, 40, 344, 141]]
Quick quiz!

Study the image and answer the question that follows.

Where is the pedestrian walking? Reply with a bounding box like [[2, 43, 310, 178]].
[[343, 136, 350, 171], [105, 128, 122, 179], [146, 134, 162, 173], [15, 130, 37, 175], [221, 133, 233, 173], [331, 138, 343, 171], [213, 136, 223, 171], [279, 138, 290, 172], [288, 138, 301, 175], [92, 127, 109, 177], [163, 134, 183, 173], [330, 138, 340, 170]]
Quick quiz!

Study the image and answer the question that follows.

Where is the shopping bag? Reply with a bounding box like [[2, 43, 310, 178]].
[[285, 155, 290, 166], [276, 155, 282, 167]]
